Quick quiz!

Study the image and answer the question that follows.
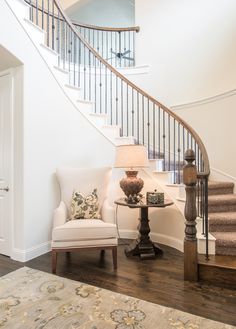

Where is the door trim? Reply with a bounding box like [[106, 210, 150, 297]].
[[0, 69, 14, 258]]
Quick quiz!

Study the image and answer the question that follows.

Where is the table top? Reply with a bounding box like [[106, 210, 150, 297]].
[[115, 198, 174, 209]]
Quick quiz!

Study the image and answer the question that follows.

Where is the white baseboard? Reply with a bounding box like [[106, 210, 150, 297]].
[[119, 229, 183, 252], [11, 241, 51, 262]]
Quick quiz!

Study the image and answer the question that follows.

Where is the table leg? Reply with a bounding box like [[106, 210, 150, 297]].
[[125, 207, 163, 259]]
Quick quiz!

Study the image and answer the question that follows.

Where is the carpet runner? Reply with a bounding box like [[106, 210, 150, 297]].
[[208, 181, 236, 255]]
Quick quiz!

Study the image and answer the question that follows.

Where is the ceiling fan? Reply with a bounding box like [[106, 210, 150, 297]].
[[107, 49, 134, 62]]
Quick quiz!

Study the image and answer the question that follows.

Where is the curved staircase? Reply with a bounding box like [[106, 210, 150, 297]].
[[7, 0, 236, 261]]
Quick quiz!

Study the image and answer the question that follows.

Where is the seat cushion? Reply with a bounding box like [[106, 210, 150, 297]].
[[52, 219, 118, 242]]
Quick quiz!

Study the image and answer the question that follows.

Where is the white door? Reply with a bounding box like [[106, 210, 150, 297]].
[[0, 74, 12, 256]]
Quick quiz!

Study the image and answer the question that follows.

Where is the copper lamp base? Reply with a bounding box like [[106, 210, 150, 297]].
[[120, 171, 144, 203]]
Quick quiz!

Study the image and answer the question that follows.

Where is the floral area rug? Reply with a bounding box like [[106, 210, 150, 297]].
[[0, 267, 234, 329]]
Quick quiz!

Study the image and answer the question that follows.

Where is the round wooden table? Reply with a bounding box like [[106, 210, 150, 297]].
[[115, 198, 174, 260]]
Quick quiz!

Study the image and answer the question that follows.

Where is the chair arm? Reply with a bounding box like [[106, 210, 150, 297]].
[[101, 198, 116, 224], [53, 201, 68, 228]]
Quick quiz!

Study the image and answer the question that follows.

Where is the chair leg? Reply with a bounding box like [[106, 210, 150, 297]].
[[52, 249, 57, 274], [112, 247, 117, 270]]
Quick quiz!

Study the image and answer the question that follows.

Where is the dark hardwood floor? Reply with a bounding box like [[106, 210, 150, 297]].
[[1, 241, 236, 326]]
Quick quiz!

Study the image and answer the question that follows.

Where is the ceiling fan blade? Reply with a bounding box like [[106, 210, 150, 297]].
[[106, 56, 116, 61], [111, 51, 118, 56], [122, 50, 131, 56], [122, 56, 134, 61]]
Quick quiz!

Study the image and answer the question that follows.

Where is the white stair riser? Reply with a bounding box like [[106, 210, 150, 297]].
[[77, 100, 94, 114], [115, 136, 135, 146], [7, 0, 30, 20], [23, 19, 45, 45], [89, 115, 108, 127], [197, 238, 215, 255], [39, 45, 59, 67], [101, 126, 120, 140], [64, 86, 83, 102], [149, 159, 164, 171], [52, 67, 69, 86]]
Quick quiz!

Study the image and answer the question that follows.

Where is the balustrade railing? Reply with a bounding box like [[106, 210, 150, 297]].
[[26, 0, 139, 67], [24, 0, 210, 259], [73, 22, 139, 68]]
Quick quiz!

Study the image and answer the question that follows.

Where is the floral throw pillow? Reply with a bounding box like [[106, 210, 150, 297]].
[[70, 188, 101, 220]]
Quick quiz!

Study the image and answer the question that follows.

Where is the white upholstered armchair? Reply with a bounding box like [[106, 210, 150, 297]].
[[51, 167, 118, 273]]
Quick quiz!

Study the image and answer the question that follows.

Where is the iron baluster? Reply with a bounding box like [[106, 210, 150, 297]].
[[126, 83, 129, 136], [178, 122, 180, 184], [153, 103, 156, 159], [36, 0, 38, 25], [137, 92, 140, 143], [168, 114, 170, 171], [132, 88, 134, 137], [173, 119, 176, 184], [47, 0, 50, 46], [158, 106, 160, 158], [99, 60, 102, 114], [89, 50, 91, 101], [147, 99, 150, 155], [163, 109, 166, 171], [52, 1, 55, 50], [115, 76, 118, 124]]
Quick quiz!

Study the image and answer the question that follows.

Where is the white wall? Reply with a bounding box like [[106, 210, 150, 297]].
[[135, 0, 236, 106], [1, 0, 115, 259], [173, 92, 236, 180], [67, 0, 135, 27], [133, 0, 236, 180]]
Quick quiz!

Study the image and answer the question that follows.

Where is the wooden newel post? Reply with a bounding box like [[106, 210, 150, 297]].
[[183, 149, 198, 281]]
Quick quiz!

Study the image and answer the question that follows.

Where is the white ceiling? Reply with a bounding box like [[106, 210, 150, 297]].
[[0, 46, 22, 72]]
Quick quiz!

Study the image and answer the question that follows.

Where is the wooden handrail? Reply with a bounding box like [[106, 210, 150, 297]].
[[72, 20, 140, 33], [54, 0, 210, 177], [24, 1, 140, 33]]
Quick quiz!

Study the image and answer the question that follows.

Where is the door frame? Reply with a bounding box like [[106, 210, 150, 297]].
[[0, 69, 14, 258]]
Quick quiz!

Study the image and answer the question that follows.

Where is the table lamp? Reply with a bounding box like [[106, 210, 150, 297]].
[[114, 144, 149, 203]]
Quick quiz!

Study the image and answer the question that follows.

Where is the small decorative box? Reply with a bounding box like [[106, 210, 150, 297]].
[[146, 190, 164, 204]]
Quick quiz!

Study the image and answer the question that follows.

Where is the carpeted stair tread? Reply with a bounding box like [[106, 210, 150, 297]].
[[203, 179, 236, 255], [209, 212, 236, 223], [209, 212, 236, 232], [208, 194, 236, 205], [208, 181, 234, 189], [208, 181, 234, 195], [208, 194, 236, 213], [211, 232, 236, 256]]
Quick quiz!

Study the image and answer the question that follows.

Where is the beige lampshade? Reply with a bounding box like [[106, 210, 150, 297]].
[[114, 145, 149, 169]]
